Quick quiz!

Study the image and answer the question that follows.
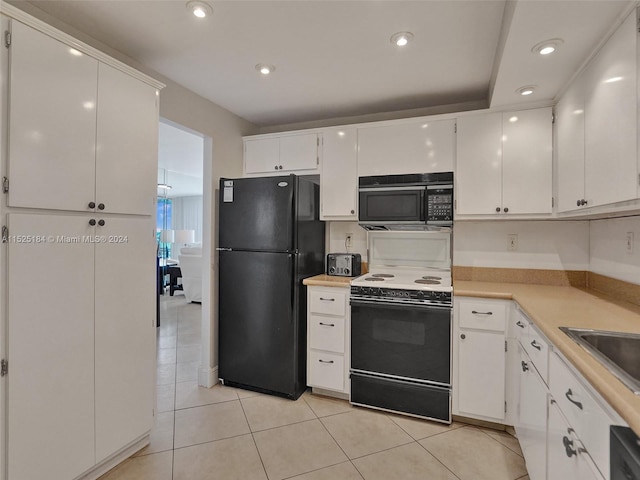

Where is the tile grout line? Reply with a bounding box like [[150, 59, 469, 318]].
[[414, 428, 465, 480], [476, 426, 524, 458], [237, 395, 270, 480]]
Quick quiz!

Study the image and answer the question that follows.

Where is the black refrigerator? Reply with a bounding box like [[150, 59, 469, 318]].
[[218, 175, 325, 400]]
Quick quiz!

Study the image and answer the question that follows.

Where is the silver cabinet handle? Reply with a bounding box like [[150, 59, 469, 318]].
[[471, 310, 493, 315], [530, 339, 542, 351], [516, 321, 526, 328], [319, 297, 335, 302], [565, 389, 583, 410], [318, 359, 334, 364], [319, 322, 335, 327]]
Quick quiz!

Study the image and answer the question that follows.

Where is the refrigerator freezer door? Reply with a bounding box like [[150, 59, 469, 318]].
[[218, 250, 303, 398], [219, 176, 295, 252]]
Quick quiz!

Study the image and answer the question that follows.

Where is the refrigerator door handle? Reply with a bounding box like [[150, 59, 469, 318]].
[[215, 248, 232, 251]]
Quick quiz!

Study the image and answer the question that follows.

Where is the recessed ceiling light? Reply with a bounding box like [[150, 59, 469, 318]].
[[186, 1, 212, 18], [531, 38, 564, 56], [157, 184, 172, 190], [255, 64, 276, 75], [390, 32, 414, 47], [509, 116, 518, 123], [516, 85, 537, 96], [69, 48, 83, 56]]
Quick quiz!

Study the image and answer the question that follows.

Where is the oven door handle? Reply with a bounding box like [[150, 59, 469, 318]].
[[350, 298, 452, 311]]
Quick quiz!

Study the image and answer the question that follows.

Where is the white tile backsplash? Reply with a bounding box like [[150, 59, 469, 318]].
[[453, 221, 590, 270], [327, 222, 368, 260], [589, 215, 640, 285], [328, 216, 640, 286]]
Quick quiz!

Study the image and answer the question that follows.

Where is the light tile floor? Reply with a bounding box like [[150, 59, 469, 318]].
[[99, 295, 531, 480]]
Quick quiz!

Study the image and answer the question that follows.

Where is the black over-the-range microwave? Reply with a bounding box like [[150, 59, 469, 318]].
[[358, 172, 454, 228]]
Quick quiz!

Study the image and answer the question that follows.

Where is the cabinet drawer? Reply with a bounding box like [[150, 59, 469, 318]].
[[459, 300, 506, 332], [523, 325, 549, 384], [309, 314, 345, 353], [309, 290, 346, 316], [308, 351, 344, 392], [549, 353, 613, 477]]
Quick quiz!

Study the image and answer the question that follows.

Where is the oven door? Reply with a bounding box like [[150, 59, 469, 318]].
[[350, 298, 451, 386], [358, 187, 425, 224]]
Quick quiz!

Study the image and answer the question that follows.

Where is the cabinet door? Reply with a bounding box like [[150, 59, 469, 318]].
[[358, 119, 455, 176], [280, 133, 318, 171], [502, 108, 553, 214], [7, 213, 96, 480], [8, 20, 97, 212], [584, 11, 637, 207], [517, 346, 548, 480], [321, 128, 358, 219], [556, 75, 586, 212], [95, 216, 155, 462], [457, 330, 506, 420], [548, 400, 604, 480], [95, 63, 158, 215], [455, 113, 503, 214], [245, 137, 280, 174]]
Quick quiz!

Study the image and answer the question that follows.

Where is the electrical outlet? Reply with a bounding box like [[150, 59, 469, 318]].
[[507, 234, 518, 251], [627, 232, 634, 254], [346, 233, 353, 249]]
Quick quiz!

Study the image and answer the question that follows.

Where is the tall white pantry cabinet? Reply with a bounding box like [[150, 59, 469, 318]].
[[0, 8, 164, 480]]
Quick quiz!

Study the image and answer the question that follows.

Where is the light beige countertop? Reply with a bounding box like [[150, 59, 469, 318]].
[[455, 280, 640, 436], [303, 274, 352, 287]]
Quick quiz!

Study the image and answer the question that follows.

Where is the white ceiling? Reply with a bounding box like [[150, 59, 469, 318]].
[[9, 0, 634, 127]]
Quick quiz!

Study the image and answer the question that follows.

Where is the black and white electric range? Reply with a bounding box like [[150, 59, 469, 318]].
[[350, 230, 453, 423]]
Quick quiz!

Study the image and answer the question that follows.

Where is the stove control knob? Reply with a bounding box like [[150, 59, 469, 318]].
[[329, 267, 336, 274]]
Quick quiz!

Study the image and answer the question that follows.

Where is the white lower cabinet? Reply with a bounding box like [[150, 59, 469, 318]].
[[306, 285, 350, 395], [548, 399, 604, 480], [7, 213, 155, 479], [549, 352, 620, 479], [454, 298, 507, 422], [516, 344, 548, 480]]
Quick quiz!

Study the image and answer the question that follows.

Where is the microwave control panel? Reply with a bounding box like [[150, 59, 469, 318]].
[[426, 186, 453, 223]]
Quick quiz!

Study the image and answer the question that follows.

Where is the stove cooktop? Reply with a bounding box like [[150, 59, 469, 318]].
[[351, 268, 452, 292], [350, 267, 452, 305]]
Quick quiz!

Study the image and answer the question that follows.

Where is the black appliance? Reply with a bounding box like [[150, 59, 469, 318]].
[[611, 426, 640, 480], [349, 230, 453, 423], [358, 172, 453, 229], [326, 253, 361, 277], [217, 175, 324, 400]]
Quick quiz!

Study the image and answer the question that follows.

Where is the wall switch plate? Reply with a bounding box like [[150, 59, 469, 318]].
[[346, 233, 353, 248], [507, 234, 518, 251], [627, 232, 634, 254]]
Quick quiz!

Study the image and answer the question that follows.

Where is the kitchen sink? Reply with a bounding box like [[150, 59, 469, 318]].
[[560, 327, 640, 396]]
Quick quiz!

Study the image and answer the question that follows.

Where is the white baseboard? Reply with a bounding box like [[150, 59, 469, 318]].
[[76, 433, 150, 480], [198, 365, 219, 388]]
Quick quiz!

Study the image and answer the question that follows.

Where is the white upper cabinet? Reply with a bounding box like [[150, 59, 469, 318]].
[[95, 63, 158, 216], [584, 10, 637, 207], [557, 10, 638, 212], [244, 132, 319, 176], [320, 127, 358, 220], [502, 108, 553, 214], [456, 108, 552, 216], [357, 119, 455, 176], [556, 75, 586, 212], [7, 20, 159, 216], [8, 20, 98, 212], [456, 113, 503, 215]]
